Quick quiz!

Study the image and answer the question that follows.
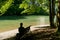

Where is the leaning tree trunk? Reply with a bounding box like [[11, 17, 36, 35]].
[[49, 0, 56, 28]]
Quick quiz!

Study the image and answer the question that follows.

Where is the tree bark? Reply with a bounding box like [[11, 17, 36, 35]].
[[49, 0, 56, 28], [58, 0, 60, 31]]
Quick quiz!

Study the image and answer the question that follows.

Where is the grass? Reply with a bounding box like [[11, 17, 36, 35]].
[[0, 15, 49, 32]]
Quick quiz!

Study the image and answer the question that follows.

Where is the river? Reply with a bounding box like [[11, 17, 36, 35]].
[[0, 15, 49, 32]]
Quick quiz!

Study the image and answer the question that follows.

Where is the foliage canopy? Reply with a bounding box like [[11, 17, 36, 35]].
[[0, 0, 58, 16]]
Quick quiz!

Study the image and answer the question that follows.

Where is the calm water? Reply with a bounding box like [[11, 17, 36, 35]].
[[16, 15, 49, 27], [0, 15, 49, 32]]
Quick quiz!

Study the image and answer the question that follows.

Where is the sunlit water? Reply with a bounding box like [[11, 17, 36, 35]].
[[37, 16, 49, 25], [0, 15, 49, 32], [19, 16, 49, 27]]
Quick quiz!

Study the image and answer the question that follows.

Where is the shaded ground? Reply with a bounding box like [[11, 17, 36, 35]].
[[3, 27, 60, 40], [1, 24, 58, 40]]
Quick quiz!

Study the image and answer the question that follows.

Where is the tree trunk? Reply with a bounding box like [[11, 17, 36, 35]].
[[58, 0, 60, 31], [49, 0, 56, 28]]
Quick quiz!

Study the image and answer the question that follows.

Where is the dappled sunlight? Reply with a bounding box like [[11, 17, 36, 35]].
[[0, 0, 59, 40]]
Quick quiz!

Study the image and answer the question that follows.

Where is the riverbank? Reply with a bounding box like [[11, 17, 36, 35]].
[[1, 25, 59, 40], [0, 29, 18, 40]]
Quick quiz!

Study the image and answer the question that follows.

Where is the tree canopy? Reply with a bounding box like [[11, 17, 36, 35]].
[[0, 0, 58, 16]]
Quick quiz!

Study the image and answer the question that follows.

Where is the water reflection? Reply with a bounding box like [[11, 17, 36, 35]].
[[37, 16, 49, 25]]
